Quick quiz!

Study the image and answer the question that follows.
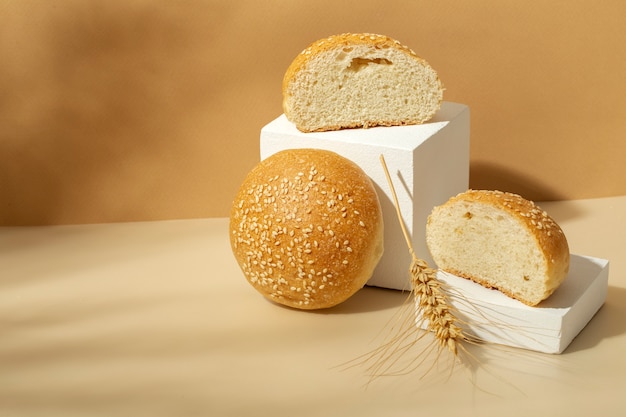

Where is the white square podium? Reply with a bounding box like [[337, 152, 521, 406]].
[[260, 102, 470, 290], [428, 255, 609, 353]]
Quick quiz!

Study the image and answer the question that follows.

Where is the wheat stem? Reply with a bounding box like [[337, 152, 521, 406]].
[[379, 154, 465, 355], [379, 155, 416, 259]]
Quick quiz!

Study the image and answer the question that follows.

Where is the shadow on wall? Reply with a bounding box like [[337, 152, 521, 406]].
[[470, 160, 585, 222], [470, 161, 567, 202]]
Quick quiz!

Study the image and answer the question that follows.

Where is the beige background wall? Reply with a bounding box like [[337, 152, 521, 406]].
[[1, 1, 625, 225]]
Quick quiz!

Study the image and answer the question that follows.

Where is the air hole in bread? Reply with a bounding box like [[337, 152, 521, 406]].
[[347, 57, 393, 72], [335, 47, 355, 62]]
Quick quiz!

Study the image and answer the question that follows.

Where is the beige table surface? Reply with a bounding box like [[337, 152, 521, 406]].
[[1, 196, 625, 417]]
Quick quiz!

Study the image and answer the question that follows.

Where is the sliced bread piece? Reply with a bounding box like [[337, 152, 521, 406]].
[[426, 190, 570, 306], [282, 33, 443, 132]]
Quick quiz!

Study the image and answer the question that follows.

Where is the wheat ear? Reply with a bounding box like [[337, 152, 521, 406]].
[[379, 154, 467, 356]]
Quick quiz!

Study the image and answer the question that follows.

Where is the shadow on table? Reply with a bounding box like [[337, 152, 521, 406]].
[[309, 286, 409, 315]]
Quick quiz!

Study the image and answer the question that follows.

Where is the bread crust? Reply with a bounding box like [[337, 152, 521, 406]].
[[282, 33, 422, 95], [427, 190, 570, 306], [282, 33, 443, 132], [229, 149, 384, 309]]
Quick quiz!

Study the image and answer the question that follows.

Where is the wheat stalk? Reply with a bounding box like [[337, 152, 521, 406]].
[[339, 156, 484, 382], [379, 154, 470, 355], [344, 157, 555, 391], [340, 155, 484, 382]]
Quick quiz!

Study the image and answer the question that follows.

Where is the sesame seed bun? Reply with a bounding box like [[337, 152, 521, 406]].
[[426, 190, 570, 306], [229, 149, 384, 309]]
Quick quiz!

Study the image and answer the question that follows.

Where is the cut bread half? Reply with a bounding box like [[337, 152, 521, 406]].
[[426, 190, 570, 306], [282, 33, 443, 132]]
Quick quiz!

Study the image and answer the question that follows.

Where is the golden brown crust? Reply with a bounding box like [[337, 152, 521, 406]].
[[432, 190, 570, 306], [294, 118, 424, 134], [229, 149, 384, 309], [282, 33, 422, 94]]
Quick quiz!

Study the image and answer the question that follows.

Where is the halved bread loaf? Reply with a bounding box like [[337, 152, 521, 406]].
[[426, 190, 570, 306], [282, 33, 443, 132]]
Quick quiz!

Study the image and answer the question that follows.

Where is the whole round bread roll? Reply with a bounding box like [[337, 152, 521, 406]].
[[426, 190, 570, 306], [282, 33, 443, 132], [229, 149, 384, 309]]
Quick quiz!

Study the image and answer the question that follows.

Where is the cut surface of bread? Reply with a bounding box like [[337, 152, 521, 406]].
[[426, 190, 570, 306], [282, 33, 443, 132]]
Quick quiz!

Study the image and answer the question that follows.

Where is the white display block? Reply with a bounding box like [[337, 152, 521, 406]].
[[260, 102, 470, 290], [423, 254, 609, 354]]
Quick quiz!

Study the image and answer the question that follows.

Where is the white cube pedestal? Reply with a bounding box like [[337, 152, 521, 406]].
[[260, 102, 470, 290], [425, 254, 609, 354]]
